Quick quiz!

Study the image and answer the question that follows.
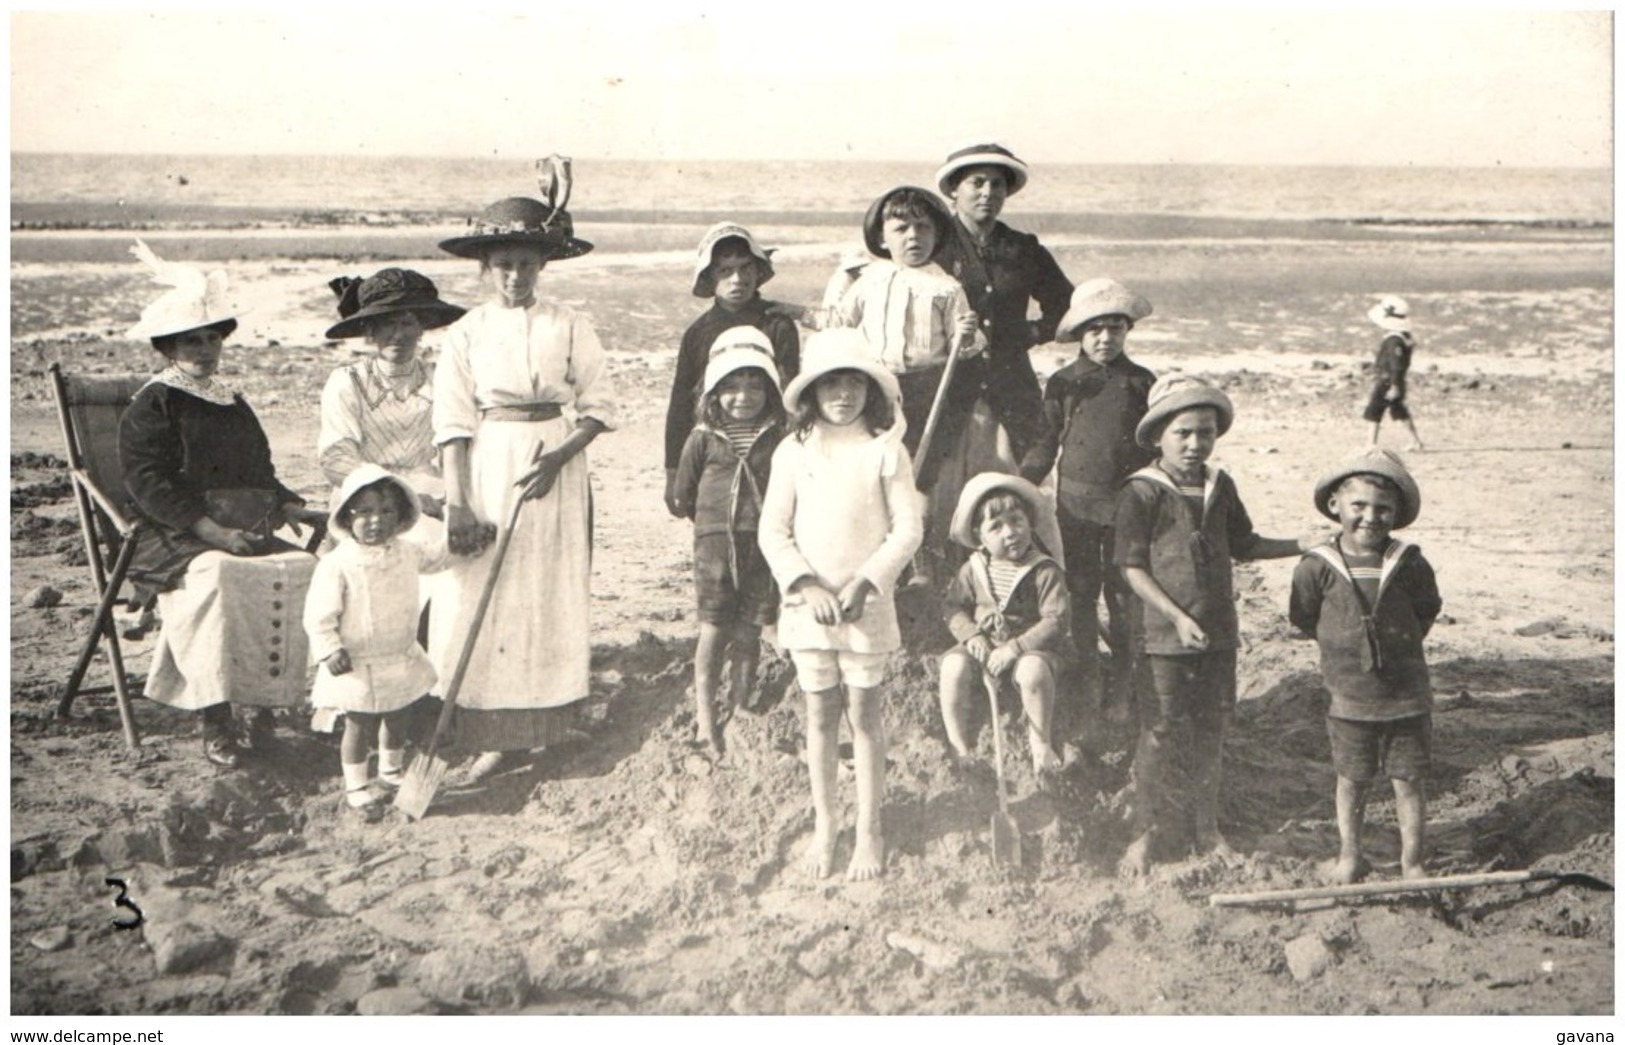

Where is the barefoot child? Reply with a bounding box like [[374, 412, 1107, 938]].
[[1113, 376, 1312, 876], [1290, 449, 1440, 882], [665, 223, 800, 516], [1364, 295, 1424, 450], [671, 328, 788, 757], [304, 465, 449, 814], [939, 473, 1072, 779], [758, 329, 923, 880]]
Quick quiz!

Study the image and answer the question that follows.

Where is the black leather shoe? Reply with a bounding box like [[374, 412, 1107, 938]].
[[203, 735, 242, 768]]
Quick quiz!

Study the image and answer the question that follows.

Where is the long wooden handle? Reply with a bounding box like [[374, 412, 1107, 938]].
[[422, 484, 530, 760], [983, 668, 1012, 816], [912, 334, 966, 475], [1208, 868, 1561, 907]]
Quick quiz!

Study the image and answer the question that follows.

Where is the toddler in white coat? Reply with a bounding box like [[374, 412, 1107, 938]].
[[304, 464, 449, 815]]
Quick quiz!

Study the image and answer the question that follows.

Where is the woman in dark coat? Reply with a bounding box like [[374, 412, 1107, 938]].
[[118, 241, 325, 767]]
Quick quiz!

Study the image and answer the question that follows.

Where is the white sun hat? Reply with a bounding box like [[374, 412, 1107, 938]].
[[124, 239, 246, 341], [1367, 295, 1411, 332]]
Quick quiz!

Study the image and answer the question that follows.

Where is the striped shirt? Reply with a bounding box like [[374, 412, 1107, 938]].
[[318, 360, 438, 488], [986, 550, 1040, 606], [720, 418, 767, 457], [1341, 545, 1385, 609]]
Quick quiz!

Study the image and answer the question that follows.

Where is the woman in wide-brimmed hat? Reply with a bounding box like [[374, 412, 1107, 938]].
[[117, 240, 327, 767], [932, 142, 1075, 479], [317, 267, 465, 524], [428, 156, 618, 784]]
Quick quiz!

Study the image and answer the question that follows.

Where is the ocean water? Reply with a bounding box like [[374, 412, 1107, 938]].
[[10, 153, 1613, 225]]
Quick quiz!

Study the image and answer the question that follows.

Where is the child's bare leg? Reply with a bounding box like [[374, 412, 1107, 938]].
[[1014, 656, 1062, 774], [1401, 417, 1424, 451], [937, 649, 980, 760], [1192, 716, 1237, 858], [1329, 775, 1371, 884], [1393, 777, 1427, 879], [728, 624, 762, 710], [694, 622, 727, 756], [1367, 420, 1382, 446], [803, 685, 843, 878], [847, 684, 887, 881]]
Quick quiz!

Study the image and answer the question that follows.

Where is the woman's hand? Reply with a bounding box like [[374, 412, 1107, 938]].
[[837, 577, 874, 622], [324, 648, 353, 676], [273, 503, 327, 540], [445, 503, 488, 556], [517, 450, 565, 502], [792, 578, 843, 626], [192, 516, 259, 556]]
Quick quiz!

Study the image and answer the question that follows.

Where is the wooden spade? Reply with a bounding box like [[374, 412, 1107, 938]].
[[983, 668, 1022, 867]]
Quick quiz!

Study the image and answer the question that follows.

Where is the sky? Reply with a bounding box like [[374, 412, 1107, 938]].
[[7, 4, 1615, 167]]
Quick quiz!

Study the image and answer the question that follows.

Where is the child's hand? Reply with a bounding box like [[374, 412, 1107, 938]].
[[793, 579, 844, 626], [765, 301, 810, 324], [955, 312, 983, 355], [418, 493, 444, 521], [986, 641, 1020, 677], [1385, 386, 1401, 401], [663, 469, 683, 518], [325, 648, 353, 676], [1173, 613, 1210, 651], [837, 578, 874, 621], [964, 634, 994, 664]]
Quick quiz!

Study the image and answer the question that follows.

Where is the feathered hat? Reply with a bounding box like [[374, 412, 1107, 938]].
[[125, 239, 244, 341], [439, 154, 593, 261]]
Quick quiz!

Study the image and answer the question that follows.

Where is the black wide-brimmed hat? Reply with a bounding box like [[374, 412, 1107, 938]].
[[861, 185, 954, 260], [438, 196, 594, 261], [324, 268, 466, 340]]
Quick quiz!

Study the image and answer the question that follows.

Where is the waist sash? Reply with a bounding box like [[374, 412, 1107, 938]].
[[480, 402, 564, 422]]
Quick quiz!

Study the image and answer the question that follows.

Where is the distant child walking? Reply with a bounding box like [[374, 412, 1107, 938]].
[[758, 329, 923, 881], [665, 223, 800, 516], [304, 465, 448, 816], [1364, 295, 1424, 450], [1113, 376, 1311, 876], [671, 328, 789, 758], [1290, 448, 1440, 883], [1024, 278, 1157, 728], [938, 473, 1072, 780]]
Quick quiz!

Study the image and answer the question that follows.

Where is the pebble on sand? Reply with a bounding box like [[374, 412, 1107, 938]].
[[24, 585, 61, 609], [1283, 934, 1333, 982], [29, 926, 72, 952]]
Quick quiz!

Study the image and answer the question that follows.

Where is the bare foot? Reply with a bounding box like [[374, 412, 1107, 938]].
[[1030, 742, 1064, 775], [1400, 861, 1428, 881], [803, 827, 837, 880], [1326, 855, 1370, 885], [1194, 827, 1239, 861], [1118, 832, 1152, 878], [1406, 441, 1425, 452], [847, 828, 885, 881]]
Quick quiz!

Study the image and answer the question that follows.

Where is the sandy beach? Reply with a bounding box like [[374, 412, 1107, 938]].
[[9, 218, 1614, 1015]]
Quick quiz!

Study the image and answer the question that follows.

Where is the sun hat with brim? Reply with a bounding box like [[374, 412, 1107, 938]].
[[124, 238, 246, 341], [1135, 375, 1235, 450], [691, 222, 776, 298], [1055, 277, 1154, 341], [438, 197, 594, 261], [861, 186, 954, 260], [1313, 447, 1421, 530], [325, 268, 466, 340], [780, 328, 900, 414], [703, 328, 782, 396], [948, 471, 1064, 567], [1367, 295, 1411, 332], [328, 463, 422, 543], [934, 142, 1031, 198]]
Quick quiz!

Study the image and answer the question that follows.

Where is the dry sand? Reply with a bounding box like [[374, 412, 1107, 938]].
[[8, 224, 1614, 1015]]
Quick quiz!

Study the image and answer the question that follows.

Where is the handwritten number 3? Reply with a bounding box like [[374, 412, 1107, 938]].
[[105, 877, 144, 930]]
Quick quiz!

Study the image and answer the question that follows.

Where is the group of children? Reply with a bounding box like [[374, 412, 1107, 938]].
[[304, 194, 1441, 885], [663, 211, 1442, 883]]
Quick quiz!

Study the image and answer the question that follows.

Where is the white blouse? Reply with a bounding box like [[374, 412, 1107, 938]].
[[432, 300, 617, 444]]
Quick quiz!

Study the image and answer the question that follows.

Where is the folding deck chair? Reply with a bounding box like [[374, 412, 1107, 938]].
[[49, 362, 150, 747], [48, 363, 328, 749]]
